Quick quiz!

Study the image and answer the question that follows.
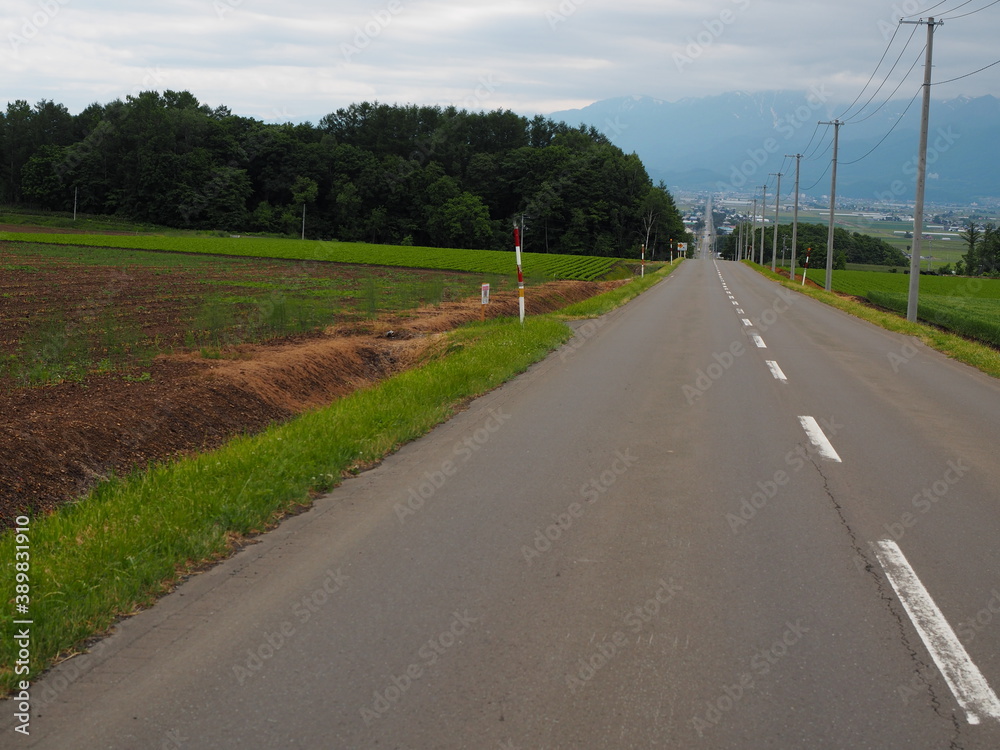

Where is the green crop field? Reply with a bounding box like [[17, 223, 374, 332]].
[[828, 269, 1000, 347], [830, 270, 1000, 299], [0, 241, 502, 386], [0, 232, 620, 281]]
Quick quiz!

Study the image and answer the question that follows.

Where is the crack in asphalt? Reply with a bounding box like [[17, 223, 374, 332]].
[[805, 454, 965, 746]]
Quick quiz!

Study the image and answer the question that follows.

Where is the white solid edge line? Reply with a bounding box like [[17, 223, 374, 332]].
[[873, 539, 1000, 725], [752, 334, 767, 348], [797, 416, 841, 462], [765, 360, 788, 382]]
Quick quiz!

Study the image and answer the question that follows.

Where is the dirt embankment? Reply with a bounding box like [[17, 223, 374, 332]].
[[1, 280, 616, 526]]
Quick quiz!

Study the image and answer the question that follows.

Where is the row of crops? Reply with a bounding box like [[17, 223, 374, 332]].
[[829, 270, 1000, 348], [0, 233, 621, 281]]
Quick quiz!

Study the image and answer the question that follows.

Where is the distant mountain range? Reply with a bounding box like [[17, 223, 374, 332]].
[[549, 91, 1000, 204]]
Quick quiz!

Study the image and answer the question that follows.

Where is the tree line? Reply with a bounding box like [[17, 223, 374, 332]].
[[718, 222, 908, 269], [2, 93, 690, 256], [958, 223, 1000, 276]]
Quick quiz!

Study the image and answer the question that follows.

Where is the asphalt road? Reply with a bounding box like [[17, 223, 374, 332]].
[[8, 244, 1000, 748]]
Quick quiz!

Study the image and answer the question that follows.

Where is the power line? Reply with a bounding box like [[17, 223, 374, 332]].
[[798, 122, 822, 158], [933, 57, 1000, 83], [940, 0, 1000, 19], [801, 160, 832, 193], [901, 0, 956, 17], [847, 44, 926, 125], [804, 124, 831, 161], [927, 0, 976, 15], [807, 131, 834, 163], [843, 24, 921, 122], [841, 86, 922, 165], [837, 23, 905, 120]]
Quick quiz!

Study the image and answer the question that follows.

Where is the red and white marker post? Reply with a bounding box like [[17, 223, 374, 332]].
[[641, 244, 645, 278], [514, 224, 525, 325]]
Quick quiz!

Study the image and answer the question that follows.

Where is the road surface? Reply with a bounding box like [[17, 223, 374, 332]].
[[7, 229, 1000, 748]]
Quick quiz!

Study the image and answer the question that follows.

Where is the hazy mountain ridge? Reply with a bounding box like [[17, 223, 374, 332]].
[[550, 92, 1000, 203]]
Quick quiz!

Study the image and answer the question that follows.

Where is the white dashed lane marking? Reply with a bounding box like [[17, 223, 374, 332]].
[[765, 360, 788, 383], [797, 416, 841, 462], [874, 539, 1000, 725]]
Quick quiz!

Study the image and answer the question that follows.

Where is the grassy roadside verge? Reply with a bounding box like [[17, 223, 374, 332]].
[[743, 261, 1000, 379], [0, 270, 669, 694]]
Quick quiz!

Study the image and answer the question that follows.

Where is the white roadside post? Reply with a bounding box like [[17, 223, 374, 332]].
[[514, 224, 525, 325], [481, 283, 490, 321]]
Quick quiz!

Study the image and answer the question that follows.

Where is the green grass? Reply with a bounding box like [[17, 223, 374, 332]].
[[865, 292, 1000, 349], [0, 209, 167, 234], [0, 232, 620, 281], [829, 269, 1000, 299], [824, 269, 1000, 348], [0, 270, 662, 694]]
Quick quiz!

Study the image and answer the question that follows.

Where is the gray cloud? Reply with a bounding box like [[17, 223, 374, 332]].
[[1, 0, 996, 119]]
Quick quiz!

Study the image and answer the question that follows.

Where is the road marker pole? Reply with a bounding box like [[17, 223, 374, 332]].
[[641, 244, 645, 278], [481, 283, 489, 321], [514, 224, 525, 325], [801, 248, 811, 287]]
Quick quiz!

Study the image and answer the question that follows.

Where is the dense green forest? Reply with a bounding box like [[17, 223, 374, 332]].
[[718, 222, 908, 268], [1, 93, 690, 256]]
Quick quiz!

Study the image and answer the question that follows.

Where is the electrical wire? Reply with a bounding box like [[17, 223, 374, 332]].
[[840, 86, 922, 165], [804, 124, 830, 161], [836, 23, 904, 120], [926, 0, 976, 16], [901, 0, 955, 17], [797, 122, 822, 159], [807, 130, 834, 163], [847, 44, 925, 125], [802, 161, 832, 193], [940, 0, 1000, 19], [843, 24, 921, 122], [933, 57, 1000, 84]]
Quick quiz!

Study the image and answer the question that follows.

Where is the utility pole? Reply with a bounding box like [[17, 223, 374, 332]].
[[769, 172, 782, 272], [759, 185, 768, 265], [818, 119, 842, 291], [750, 196, 758, 263], [785, 154, 802, 281], [301, 204, 306, 241], [901, 17, 943, 321]]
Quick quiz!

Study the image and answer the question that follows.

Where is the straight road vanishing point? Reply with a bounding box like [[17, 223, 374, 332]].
[[8, 245, 1000, 748]]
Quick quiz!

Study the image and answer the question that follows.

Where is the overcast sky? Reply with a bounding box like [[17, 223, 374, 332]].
[[3, 0, 998, 121]]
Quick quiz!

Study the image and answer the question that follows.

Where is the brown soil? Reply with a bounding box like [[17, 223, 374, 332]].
[[774, 267, 825, 289], [1, 259, 617, 528]]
